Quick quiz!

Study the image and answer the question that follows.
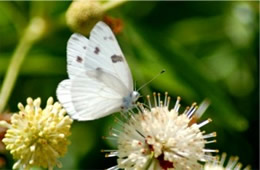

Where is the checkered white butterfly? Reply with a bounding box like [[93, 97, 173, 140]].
[[56, 21, 139, 121]]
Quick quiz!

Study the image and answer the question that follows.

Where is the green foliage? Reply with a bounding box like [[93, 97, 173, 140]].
[[0, 1, 258, 169]]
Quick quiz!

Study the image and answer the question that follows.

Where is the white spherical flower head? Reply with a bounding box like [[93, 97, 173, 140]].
[[204, 153, 251, 170], [0, 97, 73, 170], [103, 92, 218, 170]]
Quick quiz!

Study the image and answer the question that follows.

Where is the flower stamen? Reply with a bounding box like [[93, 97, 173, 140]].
[[105, 92, 217, 170]]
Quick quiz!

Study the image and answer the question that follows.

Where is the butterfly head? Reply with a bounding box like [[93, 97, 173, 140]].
[[121, 91, 140, 111], [132, 91, 140, 103]]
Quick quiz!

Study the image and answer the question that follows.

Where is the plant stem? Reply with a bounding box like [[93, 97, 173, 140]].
[[102, 0, 127, 12], [0, 17, 46, 113]]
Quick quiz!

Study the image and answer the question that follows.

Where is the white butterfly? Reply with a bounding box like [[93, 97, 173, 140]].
[[56, 21, 139, 121]]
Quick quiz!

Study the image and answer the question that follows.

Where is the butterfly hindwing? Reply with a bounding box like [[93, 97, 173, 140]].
[[56, 79, 77, 116], [69, 70, 126, 120]]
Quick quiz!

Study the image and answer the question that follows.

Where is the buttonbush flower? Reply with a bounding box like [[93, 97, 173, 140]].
[[104, 92, 218, 170], [0, 113, 11, 151], [0, 97, 73, 170], [204, 152, 251, 170], [66, 0, 127, 35], [66, 0, 103, 35]]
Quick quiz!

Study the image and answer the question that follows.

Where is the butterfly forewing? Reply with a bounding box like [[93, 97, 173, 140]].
[[67, 33, 89, 79], [86, 22, 133, 91]]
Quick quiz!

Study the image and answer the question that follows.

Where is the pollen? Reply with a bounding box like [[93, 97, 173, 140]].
[[0, 97, 73, 170]]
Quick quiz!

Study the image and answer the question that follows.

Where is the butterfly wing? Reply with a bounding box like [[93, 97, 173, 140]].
[[84, 21, 133, 91], [56, 79, 77, 116], [57, 69, 129, 121], [66, 22, 133, 91], [67, 33, 89, 79]]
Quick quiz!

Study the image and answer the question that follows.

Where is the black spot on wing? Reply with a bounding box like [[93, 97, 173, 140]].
[[71, 37, 79, 41], [87, 67, 102, 79], [104, 36, 114, 41], [96, 67, 102, 71], [76, 56, 83, 63], [111, 54, 124, 63], [83, 46, 86, 49], [108, 36, 113, 40], [94, 47, 100, 54]]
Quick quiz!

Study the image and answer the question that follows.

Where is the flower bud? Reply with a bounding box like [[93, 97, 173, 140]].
[[66, 0, 104, 35]]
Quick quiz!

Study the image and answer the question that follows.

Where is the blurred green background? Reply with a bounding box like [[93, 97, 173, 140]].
[[0, 1, 259, 169]]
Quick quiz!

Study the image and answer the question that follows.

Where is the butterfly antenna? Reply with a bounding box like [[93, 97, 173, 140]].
[[137, 69, 166, 91]]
